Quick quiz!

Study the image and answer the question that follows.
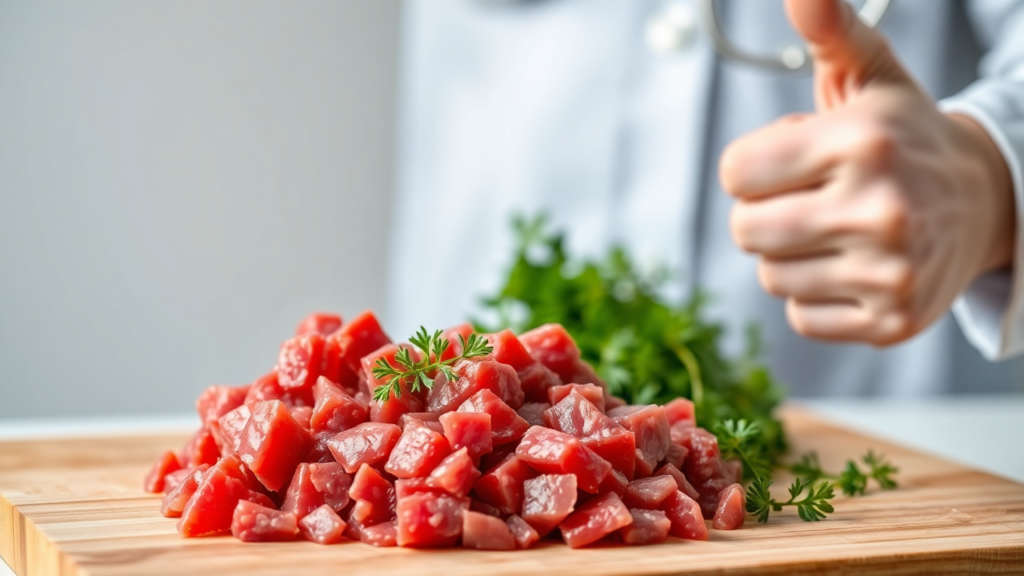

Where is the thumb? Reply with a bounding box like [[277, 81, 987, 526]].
[[785, 0, 908, 108]]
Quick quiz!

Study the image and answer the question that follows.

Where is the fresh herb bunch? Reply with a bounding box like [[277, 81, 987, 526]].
[[371, 327, 493, 401], [478, 214, 787, 468], [746, 476, 836, 524]]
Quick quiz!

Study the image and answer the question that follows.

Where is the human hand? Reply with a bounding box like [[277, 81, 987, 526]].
[[719, 0, 1017, 346]]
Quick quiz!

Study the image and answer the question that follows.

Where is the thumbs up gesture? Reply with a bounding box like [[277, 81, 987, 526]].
[[720, 0, 1017, 346]]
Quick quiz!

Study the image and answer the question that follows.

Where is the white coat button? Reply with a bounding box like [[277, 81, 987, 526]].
[[645, 3, 697, 55]]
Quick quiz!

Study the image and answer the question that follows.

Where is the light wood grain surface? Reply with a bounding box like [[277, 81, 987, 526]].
[[1, 407, 1022, 576]]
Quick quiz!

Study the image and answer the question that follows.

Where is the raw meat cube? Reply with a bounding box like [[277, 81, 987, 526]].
[[712, 483, 745, 530], [605, 395, 627, 411], [457, 390, 529, 446], [178, 465, 251, 537], [675, 426, 734, 518], [548, 384, 605, 412], [244, 371, 313, 410], [515, 426, 612, 494], [723, 459, 743, 485], [247, 491, 276, 509], [623, 476, 677, 509], [619, 509, 670, 545], [326, 421, 402, 474], [396, 492, 469, 548], [326, 310, 392, 374], [473, 454, 536, 515], [290, 405, 313, 430], [613, 405, 671, 476], [517, 363, 564, 403], [212, 404, 252, 457], [661, 490, 708, 540], [385, 420, 452, 478], [427, 359, 524, 413], [542, 391, 635, 478], [470, 498, 504, 518], [395, 477, 447, 499], [231, 500, 298, 542], [521, 474, 577, 537], [299, 504, 348, 544], [362, 344, 426, 423], [348, 464, 396, 526], [516, 402, 551, 428], [506, 514, 540, 549], [565, 360, 607, 390], [663, 398, 696, 426], [427, 448, 481, 497], [237, 400, 313, 491], [294, 312, 343, 337], [558, 492, 632, 549], [439, 323, 475, 361], [462, 510, 516, 551], [485, 329, 537, 371], [654, 463, 701, 501], [439, 411, 492, 459], [180, 427, 220, 468], [519, 324, 581, 383], [162, 467, 193, 495], [281, 462, 352, 519], [196, 385, 250, 427], [399, 412, 443, 432], [356, 519, 398, 547], [144, 450, 182, 493], [305, 430, 337, 464], [310, 376, 368, 433], [277, 334, 325, 390], [663, 442, 688, 470], [161, 465, 209, 518], [599, 468, 629, 497]]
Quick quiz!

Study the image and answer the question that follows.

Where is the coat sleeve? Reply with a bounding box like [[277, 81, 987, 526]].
[[939, 0, 1024, 360]]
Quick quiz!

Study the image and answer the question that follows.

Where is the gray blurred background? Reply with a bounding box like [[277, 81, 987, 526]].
[[0, 1, 401, 417]]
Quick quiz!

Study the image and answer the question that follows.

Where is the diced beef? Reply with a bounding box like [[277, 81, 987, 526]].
[[613, 405, 671, 477], [542, 391, 635, 478], [663, 442, 689, 470], [276, 334, 325, 392], [325, 310, 392, 375], [161, 465, 209, 518], [623, 475, 677, 509], [357, 519, 398, 547], [486, 329, 563, 402], [348, 464, 396, 526], [516, 402, 551, 428], [470, 498, 505, 518], [362, 344, 427, 424], [457, 390, 529, 446], [462, 510, 516, 551], [398, 412, 443, 433], [394, 477, 447, 499], [426, 448, 481, 498], [212, 404, 251, 457], [299, 504, 348, 544], [289, 406, 313, 430], [326, 422, 402, 474], [515, 426, 611, 494], [506, 514, 540, 549], [144, 450, 182, 493], [244, 371, 314, 409], [396, 492, 469, 548], [663, 398, 696, 427], [439, 411, 492, 459], [384, 420, 452, 478], [310, 376, 368, 433], [196, 385, 250, 427], [674, 426, 735, 518], [654, 463, 701, 501], [237, 400, 313, 492], [440, 323, 476, 361], [427, 359, 524, 413], [712, 483, 746, 530], [548, 384, 605, 412], [180, 427, 220, 468], [231, 500, 298, 542], [559, 492, 633, 548], [294, 312, 343, 337], [473, 454, 536, 515], [619, 509, 670, 545], [162, 467, 193, 495], [521, 474, 577, 537], [660, 490, 708, 541], [519, 324, 581, 383], [281, 462, 353, 519], [178, 465, 251, 537], [599, 468, 629, 497]]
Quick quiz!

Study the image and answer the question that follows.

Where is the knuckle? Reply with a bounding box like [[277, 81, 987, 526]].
[[872, 310, 915, 346], [757, 261, 786, 297], [719, 141, 748, 195], [848, 121, 897, 163], [729, 205, 758, 253]]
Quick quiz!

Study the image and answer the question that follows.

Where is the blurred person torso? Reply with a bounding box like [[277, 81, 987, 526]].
[[388, 0, 1024, 396]]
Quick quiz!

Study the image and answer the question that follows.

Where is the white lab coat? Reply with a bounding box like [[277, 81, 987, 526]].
[[388, 0, 1024, 396]]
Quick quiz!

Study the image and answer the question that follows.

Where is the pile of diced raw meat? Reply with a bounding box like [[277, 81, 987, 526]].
[[144, 311, 746, 549]]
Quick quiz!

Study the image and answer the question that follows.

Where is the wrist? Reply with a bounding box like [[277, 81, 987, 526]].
[[947, 113, 1017, 274]]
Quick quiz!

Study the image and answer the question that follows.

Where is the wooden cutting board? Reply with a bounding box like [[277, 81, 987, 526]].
[[2, 406, 1023, 576]]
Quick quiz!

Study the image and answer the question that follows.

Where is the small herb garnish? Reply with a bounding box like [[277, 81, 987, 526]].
[[790, 450, 900, 496], [371, 327, 493, 402], [747, 476, 836, 524]]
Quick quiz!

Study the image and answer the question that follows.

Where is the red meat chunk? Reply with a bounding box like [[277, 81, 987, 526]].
[[485, 329, 536, 371], [558, 492, 632, 549], [395, 477, 447, 499], [623, 476, 677, 509], [351, 518, 398, 547], [619, 509, 670, 545], [473, 454, 536, 515], [162, 467, 192, 495], [294, 312, 343, 337], [161, 465, 209, 518], [326, 421, 402, 474], [426, 448, 481, 497], [517, 364, 564, 404], [281, 462, 353, 519], [237, 400, 313, 491], [144, 450, 182, 493], [543, 391, 635, 478], [712, 483, 746, 530], [196, 385, 250, 427], [457, 390, 529, 446], [613, 405, 671, 476], [384, 420, 452, 478], [654, 463, 701, 501], [231, 500, 298, 542], [470, 498, 504, 518], [661, 490, 708, 540], [439, 411, 492, 459], [348, 464, 396, 526], [439, 323, 475, 361], [723, 459, 743, 485], [516, 402, 551, 428], [675, 426, 734, 518], [362, 344, 426, 424], [399, 411, 441, 427], [515, 426, 612, 494], [462, 510, 516, 551], [180, 427, 220, 468], [290, 405, 313, 430], [548, 384, 605, 412], [519, 324, 581, 383], [663, 397, 696, 426], [277, 334, 325, 391], [663, 442, 689, 470], [427, 359, 524, 413], [326, 310, 392, 374], [178, 465, 251, 537], [521, 474, 577, 537], [310, 376, 368, 433], [396, 492, 469, 548], [244, 371, 313, 409], [599, 468, 629, 497], [506, 514, 540, 549], [213, 404, 252, 457], [299, 504, 348, 545], [247, 491, 276, 509]]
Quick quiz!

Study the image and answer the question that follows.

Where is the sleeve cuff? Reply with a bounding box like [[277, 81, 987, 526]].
[[940, 92, 1024, 360]]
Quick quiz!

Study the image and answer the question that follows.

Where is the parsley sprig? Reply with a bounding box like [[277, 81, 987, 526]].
[[747, 476, 836, 524], [371, 327, 493, 402], [790, 450, 899, 495]]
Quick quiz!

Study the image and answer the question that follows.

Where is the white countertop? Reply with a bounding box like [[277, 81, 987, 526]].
[[2, 395, 1022, 576]]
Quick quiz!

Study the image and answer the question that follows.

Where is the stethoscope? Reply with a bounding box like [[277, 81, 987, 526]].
[[698, 0, 892, 72]]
